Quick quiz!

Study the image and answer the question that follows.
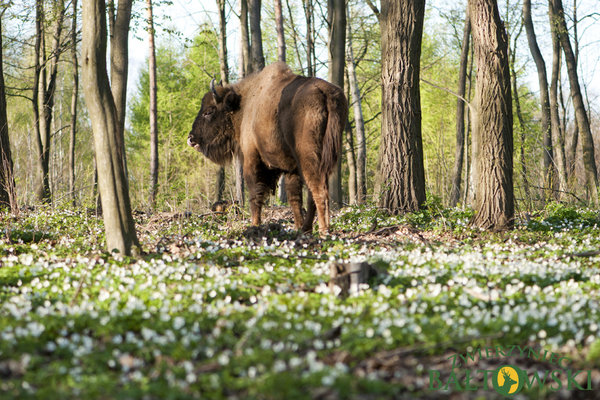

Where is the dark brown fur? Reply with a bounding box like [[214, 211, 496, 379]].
[[188, 62, 348, 235]]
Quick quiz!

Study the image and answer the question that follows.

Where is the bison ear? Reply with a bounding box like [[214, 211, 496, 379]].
[[223, 90, 241, 112]]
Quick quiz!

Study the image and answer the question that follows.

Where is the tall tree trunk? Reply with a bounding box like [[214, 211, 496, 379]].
[[377, 0, 426, 214], [303, 0, 314, 76], [0, 7, 16, 211], [216, 0, 229, 203], [523, 0, 554, 197], [108, 0, 133, 149], [69, 0, 79, 207], [327, 0, 346, 209], [285, 0, 304, 73], [346, 5, 367, 204], [509, 27, 532, 208], [147, 0, 159, 209], [549, 0, 598, 205], [82, 0, 139, 255], [274, 0, 287, 203], [248, 0, 265, 72], [449, 9, 471, 207], [548, 14, 568, 196], [469, 0, 514, 231], [345, 120, 357, 205], [34, 0, 66, 203], [240, 0, 251, 76]]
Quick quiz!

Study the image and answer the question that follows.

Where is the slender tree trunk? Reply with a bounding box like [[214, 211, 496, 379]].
[[345, 121, 357, 205], [249, 0, 265, 72], [216, 0, 229, 203], [548, 19, 568, 196], [0, 7, 16, 211], [327, 0, 346, 209], [523, 0, 554, 197], [240, 0, 251, 76], [285, 0, 304, 73], [469, 0, 514, 231], [147, 0, 159, 209], [69, 0, 79, 207], [377, 0, 426, 214], [303, 0, 314, 76], [549, 0, 598, 205], [274, 0, 287, 203], [509, 28, 532, 208], [346, 5, 367, 204], [82, 0, 139, 255], [449, 9, 471, 207], [108, 0, 133, 148]]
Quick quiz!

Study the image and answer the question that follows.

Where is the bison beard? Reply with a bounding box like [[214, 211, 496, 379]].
[[188, 62, 348, 235]]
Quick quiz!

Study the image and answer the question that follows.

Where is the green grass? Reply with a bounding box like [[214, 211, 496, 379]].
[[0, 203, 599, 399]]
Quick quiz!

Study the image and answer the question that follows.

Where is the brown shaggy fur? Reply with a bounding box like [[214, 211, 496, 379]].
[[188, 62, 348, 235]]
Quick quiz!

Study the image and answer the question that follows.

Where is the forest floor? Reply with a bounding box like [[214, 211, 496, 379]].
[[1, 202, 600, 399]]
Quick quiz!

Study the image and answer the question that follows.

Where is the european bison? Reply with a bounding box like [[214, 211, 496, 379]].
[[187, 62, 348, 235]]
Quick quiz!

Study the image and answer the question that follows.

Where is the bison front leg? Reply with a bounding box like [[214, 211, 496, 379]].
[[285, 173, 305, 230]]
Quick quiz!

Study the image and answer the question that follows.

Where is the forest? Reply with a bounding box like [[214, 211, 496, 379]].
[[1, 0, 600, 398]]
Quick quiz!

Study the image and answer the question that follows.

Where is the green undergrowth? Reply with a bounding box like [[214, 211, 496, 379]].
[[1, 202, 599, 399]]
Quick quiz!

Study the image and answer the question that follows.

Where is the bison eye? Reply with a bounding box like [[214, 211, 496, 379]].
[[202, 108, 215, 119]]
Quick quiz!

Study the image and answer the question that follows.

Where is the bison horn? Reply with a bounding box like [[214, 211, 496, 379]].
[[210, 78, 222, 102]]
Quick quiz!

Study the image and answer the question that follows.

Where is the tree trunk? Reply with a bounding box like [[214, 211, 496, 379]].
[[327, 0, 346, 209], [377, 0, 426, 214], [274, 0, 287, 203], [509, 28, 532, 209], [303, 0, 314, 76], [33, 0, 66, 203], [248, 0, 265, 72], [468, 0, 514, 231], [147, 0, 159, 209], [108, 0, 133, 150], [346, 5, 367, 204], [69, 0, 79, 207], [216, 0, 229, 204], [523, 0, 554, 197], [0, 7, 16, 211], [345, 122, 357, 205], [549, 0, 598, 205], [82, 0, 139, 255], [548, 11, 568, 197], [449, 9, 470, 207], [240, 0, 251, 76]]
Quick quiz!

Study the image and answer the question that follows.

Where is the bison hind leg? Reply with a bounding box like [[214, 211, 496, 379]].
[[284, 172, 305, 230], [301, 191, 316, 234]]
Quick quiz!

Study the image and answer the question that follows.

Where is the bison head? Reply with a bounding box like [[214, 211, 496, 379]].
[[188, 79, 241, 164]]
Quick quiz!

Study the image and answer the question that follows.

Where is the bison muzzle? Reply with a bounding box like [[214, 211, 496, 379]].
[[188, 62, 348, 236]]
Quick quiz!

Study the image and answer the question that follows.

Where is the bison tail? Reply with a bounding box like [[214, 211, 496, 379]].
[[320, 87, 348, 178]]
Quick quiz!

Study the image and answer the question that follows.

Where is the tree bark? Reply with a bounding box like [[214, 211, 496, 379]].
[[69, 0, 79, 207], [0, 7, 16, 211], [523, 0, 554, 197], [82, 0, 139, 255], [274, 0, 287, 203], [217, 0, 229, 204], [449, 9, 470, 207], [469, 0, 513, 230], [108, 0, 133, 149], [509, 27, 532, 208], [248, 0, 265, 72], [549, 0, 598, 205], [377, 0, 426, 214], [147, 0, 159, 209], [327, 0, 346, 209], [345, 122, 357, 205], [548, 9, 568, 197], [303, 0, 314, 76], [240, 0, 251, 76], [346, 5, 367, 204]]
